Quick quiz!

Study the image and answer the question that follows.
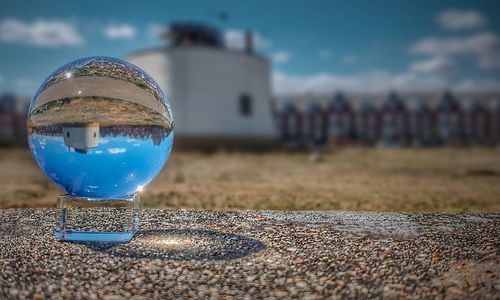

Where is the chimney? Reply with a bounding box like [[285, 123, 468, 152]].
[[244, 30, 253, 54]]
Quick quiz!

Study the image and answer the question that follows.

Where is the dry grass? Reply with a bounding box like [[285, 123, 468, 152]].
[[29, 97, 169, 127], [1, 148, 499, 212]]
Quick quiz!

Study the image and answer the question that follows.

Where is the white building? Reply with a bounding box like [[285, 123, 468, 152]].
[[128, 23, 275, 149], [62, 122, 100, 153]]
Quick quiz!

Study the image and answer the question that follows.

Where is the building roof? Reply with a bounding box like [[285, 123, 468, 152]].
[[329, 93, 351, 112], [307, 102, 322, 113], [466, 99, 486, 113], [0, 93, 16, 113], [382, 92, 405, 112], [437, 92, 461, 111], [359, 101, 377, 112], [283, 102, 298, 113], [163, 22, 224, 48], [128, 45, 269, 64], [411, 99, 432, 112]]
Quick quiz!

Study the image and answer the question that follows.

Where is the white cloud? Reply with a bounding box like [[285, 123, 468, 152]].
[[224, 30, 243, 48], [410, 32, 500, 69], [0, 18, 83, 47], [272, 70, 449, 95], [224, 29, 271, 49], [409, 56, 455, 74], [104, 24, 136, 39], [318, 49, 332, 59], [108, 148, 126, 154], [273, 69, 500, 95], [271, 51, 291, 64], [341, 54, 358, 65], [454, 78, 500, 92], [148, 23, 166, 39], [437, 9, 486, 31]]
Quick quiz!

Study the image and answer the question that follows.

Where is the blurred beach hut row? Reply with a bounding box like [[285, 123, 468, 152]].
[[2, 91, 500, 149], [0, 94, 29, 146], [275, 92, 500, 148]]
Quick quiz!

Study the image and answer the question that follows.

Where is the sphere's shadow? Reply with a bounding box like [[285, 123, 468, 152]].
[[85, 229, 265, 260]]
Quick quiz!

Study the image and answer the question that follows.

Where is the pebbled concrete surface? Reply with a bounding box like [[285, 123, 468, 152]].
[[0, 209, 499, 299]]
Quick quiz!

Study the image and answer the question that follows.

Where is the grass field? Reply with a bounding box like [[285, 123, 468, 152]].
[[1, 148, 499, 212]]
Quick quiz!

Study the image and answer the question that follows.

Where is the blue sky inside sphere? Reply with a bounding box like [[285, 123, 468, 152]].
[[29, 131, 173, 198]]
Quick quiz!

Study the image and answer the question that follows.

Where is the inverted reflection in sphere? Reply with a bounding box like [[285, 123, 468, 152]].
[[27, 57, 174, 198]]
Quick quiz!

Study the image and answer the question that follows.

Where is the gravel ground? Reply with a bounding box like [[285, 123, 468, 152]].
[[0, 209, 499, 299]]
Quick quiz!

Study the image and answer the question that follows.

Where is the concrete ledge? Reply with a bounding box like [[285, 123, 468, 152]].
[[0, 209, 498, 299]]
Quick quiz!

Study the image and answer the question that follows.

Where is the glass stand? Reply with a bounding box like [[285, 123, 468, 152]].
[[55, 194, 140, 243]]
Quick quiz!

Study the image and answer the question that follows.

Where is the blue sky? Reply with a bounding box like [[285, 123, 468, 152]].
[[1, 0, 500, 95], [30, 133, 173, 197]]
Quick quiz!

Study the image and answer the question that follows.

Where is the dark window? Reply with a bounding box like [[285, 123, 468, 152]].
[[93, 132, 96, 138], [239, 94, 252, 117], [67, 132, 70, 138]]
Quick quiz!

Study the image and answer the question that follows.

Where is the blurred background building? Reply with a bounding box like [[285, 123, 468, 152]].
[[0, 94, 29, 146], [128, 23, 275, 150], [274, 91, 500, 148], [1, 1, 500, 150]]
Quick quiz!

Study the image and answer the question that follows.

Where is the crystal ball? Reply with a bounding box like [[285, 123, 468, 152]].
[[27, 56, 174, 198]]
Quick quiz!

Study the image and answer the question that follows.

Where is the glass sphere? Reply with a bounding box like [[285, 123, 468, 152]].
[[27, 56, 174, 198]]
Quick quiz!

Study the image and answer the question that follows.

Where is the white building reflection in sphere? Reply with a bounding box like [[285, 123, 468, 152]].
[[62, 122, 100, 153]]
